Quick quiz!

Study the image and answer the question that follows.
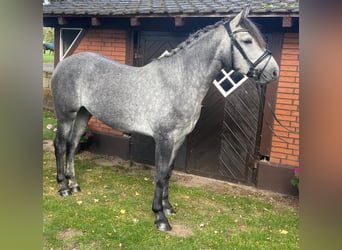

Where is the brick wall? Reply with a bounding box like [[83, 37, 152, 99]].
[[73, 29, 127, 136], [269, 33, 299, 167]]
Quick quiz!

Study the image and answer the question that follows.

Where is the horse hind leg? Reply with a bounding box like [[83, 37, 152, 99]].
[[54, 118, 74, 196], [65, 107, 92, 193]]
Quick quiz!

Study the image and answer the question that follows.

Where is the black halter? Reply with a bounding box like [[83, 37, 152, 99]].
[[224, 21, 272, 81]]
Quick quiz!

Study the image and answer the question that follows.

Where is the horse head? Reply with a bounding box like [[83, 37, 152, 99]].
[[225, 7, 279, 85]]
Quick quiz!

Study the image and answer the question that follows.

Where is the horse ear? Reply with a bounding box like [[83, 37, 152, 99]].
[[241, 5, 250, 19], [230, 5, 250, 28], [230, 11, 243, 28]]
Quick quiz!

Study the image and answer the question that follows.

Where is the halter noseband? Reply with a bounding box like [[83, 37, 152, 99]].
[[224, 21, 272, 81]]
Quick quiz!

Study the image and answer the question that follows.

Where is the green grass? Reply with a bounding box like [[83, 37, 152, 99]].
[[43, 111, 299, 249], [43, 109, 57, 140], [43, 52, 54, 63]]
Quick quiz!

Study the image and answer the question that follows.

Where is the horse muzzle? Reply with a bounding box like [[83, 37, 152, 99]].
[[249, 54, 279, 85]]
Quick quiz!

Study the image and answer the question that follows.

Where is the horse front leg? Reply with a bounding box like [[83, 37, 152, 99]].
[[162, 163, 176, 215], [162, 137, 185, 215], [152, 138, 175, 231]]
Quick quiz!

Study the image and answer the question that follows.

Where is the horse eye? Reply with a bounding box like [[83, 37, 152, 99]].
[[243, 39, 253, 44]]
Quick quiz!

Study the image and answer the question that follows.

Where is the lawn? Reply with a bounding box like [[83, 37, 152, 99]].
[[43, 110, 299, 249], [43, 109, 57, 140], [43, 51, 54, 63]]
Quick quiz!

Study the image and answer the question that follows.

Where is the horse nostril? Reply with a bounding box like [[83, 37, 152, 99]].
[[273, 69, 278, 78]]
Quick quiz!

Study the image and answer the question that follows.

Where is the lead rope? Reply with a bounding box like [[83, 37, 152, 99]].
[[256, 84, 299, 145]]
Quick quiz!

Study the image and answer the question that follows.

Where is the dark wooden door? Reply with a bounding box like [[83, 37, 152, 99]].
[[218, 79, 261, 183], [182, 86, 226, 179], [182, 79, 261, 184]]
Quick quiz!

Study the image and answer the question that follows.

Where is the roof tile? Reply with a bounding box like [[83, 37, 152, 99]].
[[43, 0, 299, 16]]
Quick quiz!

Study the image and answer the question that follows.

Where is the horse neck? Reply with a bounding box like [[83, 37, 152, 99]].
[[159, 25, 231, 94]]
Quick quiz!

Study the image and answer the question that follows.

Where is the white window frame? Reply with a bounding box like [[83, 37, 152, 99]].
[[59, 28, 83, 60]]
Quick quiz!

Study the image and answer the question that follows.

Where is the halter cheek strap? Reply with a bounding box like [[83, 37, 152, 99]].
[[224, 22, 272, 80]]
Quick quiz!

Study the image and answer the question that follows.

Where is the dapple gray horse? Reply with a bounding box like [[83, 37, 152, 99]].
[[51, 8, 279, 231]]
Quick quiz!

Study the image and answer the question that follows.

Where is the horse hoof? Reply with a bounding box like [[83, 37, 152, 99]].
[[70, 186, 81, 193], [59, 188, 71, 197], [163, 208, 176, 215], [155, 220, 172, 231]]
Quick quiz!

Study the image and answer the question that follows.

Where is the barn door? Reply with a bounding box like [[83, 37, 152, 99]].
[[184, 79, 261, 184], [183, 86, 226, 179], [219, 80, 261, 183], [130, 31, 187, 164], [185, 33, 279, 185]]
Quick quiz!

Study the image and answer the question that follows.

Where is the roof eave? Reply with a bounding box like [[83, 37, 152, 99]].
[[43, 12, 299, 18]]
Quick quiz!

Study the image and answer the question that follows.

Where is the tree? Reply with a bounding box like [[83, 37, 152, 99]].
[[43, 27, 54, 43]]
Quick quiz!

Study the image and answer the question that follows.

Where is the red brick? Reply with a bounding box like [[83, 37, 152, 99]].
[[280, 59, 299, 66], [275, 114, 297, 122], [114, 47, 126, 53], [276, 103, 298, 111], [271, 141, 288, 148], [279, 70, 299, 77], [291, 121, 299, 128], [281, 54, 299, 60], [275, 109, 291, 116], [272, 136, 293, 144], [272, 147, 293, 155], [277, 93, 299, 100], [271, 152, 287, 159], [277, 87, 294, 94], [286, 155, 299, 161], [280, 65, 298, 71], [289, 133, 300, 139], [276, 98, 293, 105], [278, 82, 299, 89], [288, 144, 299, 150], [273, 124, 292, 133], [291, 111, 299, 117], [270, 158, 281, 164], [280, 159, 299, 167], [283, 43, 299, 49], [274, 120, 291, 127], [279, 76, 296, 83], [271, 129, 289, 138], [281, 49, 299, 55]]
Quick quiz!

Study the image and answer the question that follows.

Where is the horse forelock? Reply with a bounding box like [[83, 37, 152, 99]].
[[239, 17, 266, 48]]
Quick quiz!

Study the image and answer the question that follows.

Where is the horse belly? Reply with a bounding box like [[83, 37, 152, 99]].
[[85, 102, 154, 137]]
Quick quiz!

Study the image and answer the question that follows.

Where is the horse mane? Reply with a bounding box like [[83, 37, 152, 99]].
[[159, 16, 266, 60], [161, 20, 225, 58]]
